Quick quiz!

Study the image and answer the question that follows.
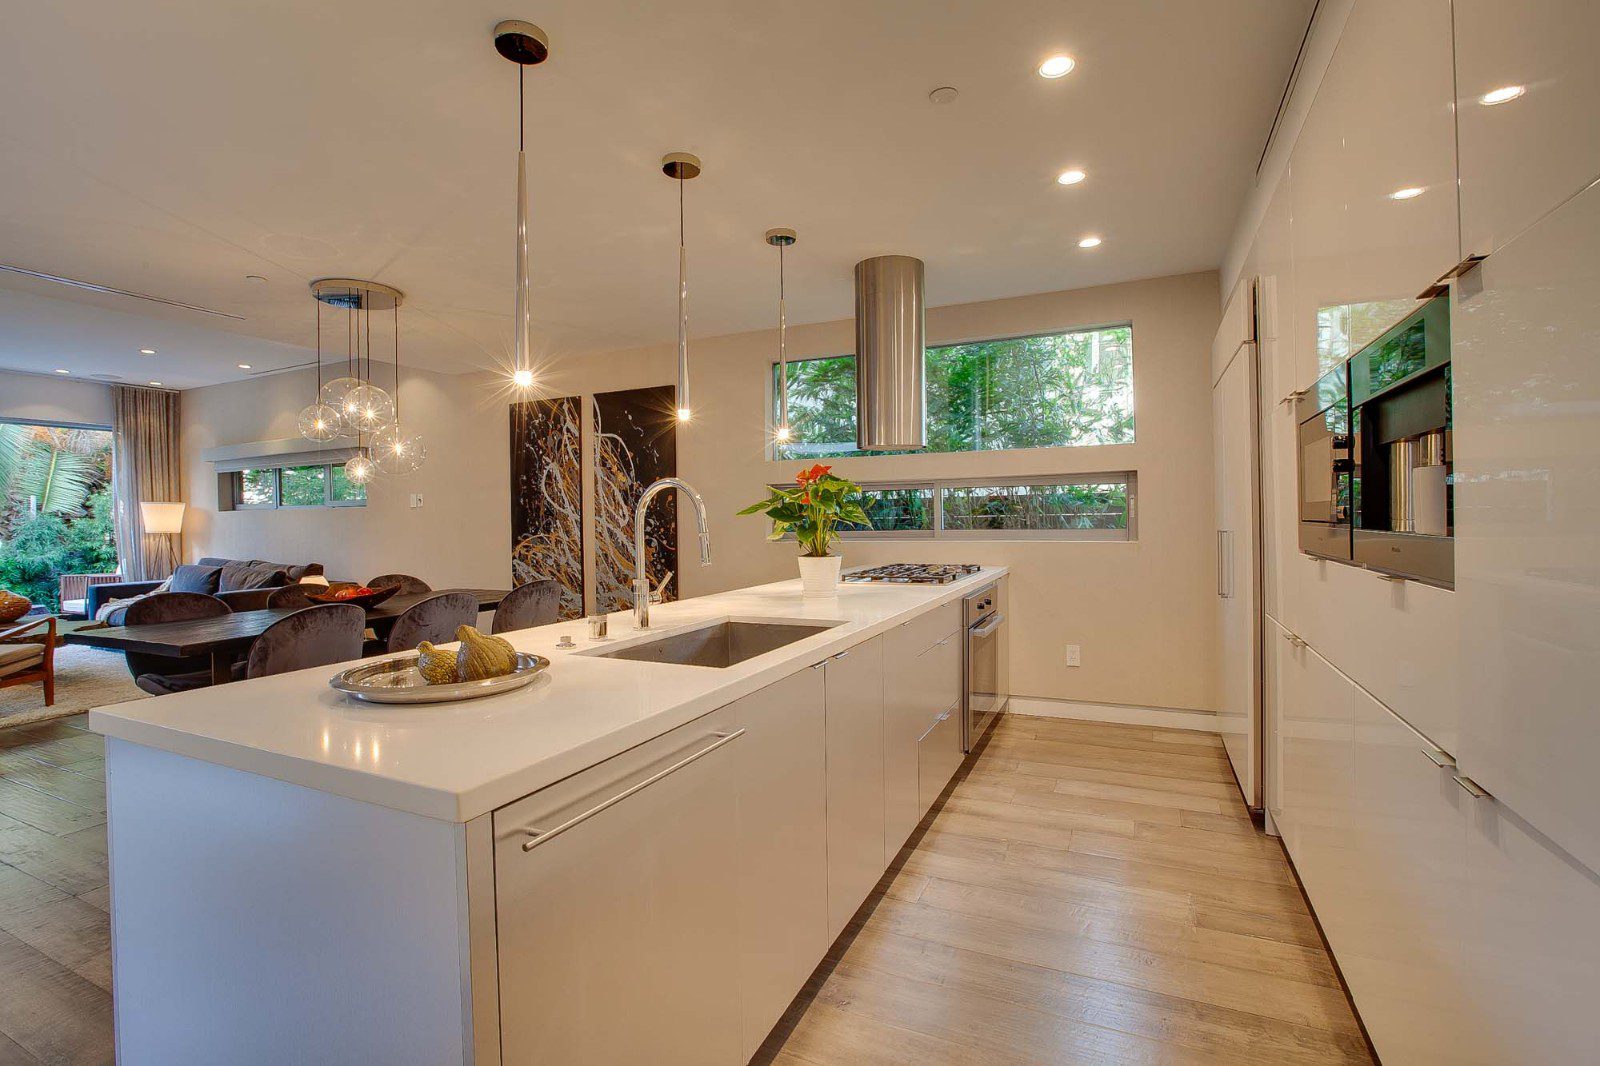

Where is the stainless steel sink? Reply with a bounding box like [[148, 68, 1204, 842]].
[[589, 620, 837, 668]]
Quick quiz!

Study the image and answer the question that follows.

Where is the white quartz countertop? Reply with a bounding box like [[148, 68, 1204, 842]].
[[89, 568, 1005, 822]]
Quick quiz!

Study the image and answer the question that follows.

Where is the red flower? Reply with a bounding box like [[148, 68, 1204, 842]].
[[798, 493, 811, 505], [796, 463, 833, 485]]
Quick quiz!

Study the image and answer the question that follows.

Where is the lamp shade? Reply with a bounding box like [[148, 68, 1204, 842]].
[[140, 501, 186, 535]]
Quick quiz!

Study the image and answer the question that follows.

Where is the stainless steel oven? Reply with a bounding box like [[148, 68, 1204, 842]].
[[1296, 364, 1354, 561], [962, 584, 1004, 751]]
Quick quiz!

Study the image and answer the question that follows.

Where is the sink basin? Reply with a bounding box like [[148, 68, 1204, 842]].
[[589, 619, 837, 668]]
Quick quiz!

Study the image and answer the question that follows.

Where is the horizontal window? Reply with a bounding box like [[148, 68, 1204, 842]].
[[223, 464, 365, 510], [772, 324, 1135, 459], [773, 472, 1135, 541]]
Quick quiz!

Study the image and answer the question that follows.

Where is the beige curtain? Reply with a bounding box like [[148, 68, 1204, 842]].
[[111, 386, 183, 581]]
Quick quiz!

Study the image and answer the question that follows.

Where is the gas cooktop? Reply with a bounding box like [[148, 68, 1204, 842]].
[[841, 563, 982, 585]]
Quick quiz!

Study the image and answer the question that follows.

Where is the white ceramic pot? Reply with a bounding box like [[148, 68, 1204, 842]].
[[797, 554, 842, 596]]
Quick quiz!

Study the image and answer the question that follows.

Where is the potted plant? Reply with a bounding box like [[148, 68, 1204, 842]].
[[739, 464, 870, 595]]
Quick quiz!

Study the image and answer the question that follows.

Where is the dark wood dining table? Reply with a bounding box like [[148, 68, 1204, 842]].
[[63, 589, 510, 686]]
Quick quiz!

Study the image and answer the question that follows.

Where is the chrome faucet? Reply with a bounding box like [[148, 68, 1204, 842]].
[[634, 477, 711, 628]]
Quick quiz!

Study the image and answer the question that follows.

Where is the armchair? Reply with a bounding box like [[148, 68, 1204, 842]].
[[58, 573, 123, 620], [0, 616, 56, 706]]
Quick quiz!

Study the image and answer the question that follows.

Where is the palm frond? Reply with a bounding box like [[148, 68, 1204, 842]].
[[15, 441, 97, 516]]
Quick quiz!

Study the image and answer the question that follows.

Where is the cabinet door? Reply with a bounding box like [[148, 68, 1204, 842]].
[[1213, 337, 1260, 808], [883, 613, 959, 857], [736, 666, 828, 1059], [1454, 180, 1600, 875], [917, 703, 963, 815], [1455, 0, 1600, 257], [824, 638, 886, 939], [493, 706, 742, 1066]]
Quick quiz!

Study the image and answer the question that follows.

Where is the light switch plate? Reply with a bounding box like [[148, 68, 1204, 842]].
[[409, 493, 424, 509], [1065, 644, 1081, 667]]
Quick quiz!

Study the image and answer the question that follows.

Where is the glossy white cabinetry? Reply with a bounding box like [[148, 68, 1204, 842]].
[[494, 705, 743, 1066], [735, 666, 829, 1059], [823, 637, 886, 939], [1212, 302, 1261, 808], [1454, 0, 1600, 257], [916, 703, 962, 816], [883, 603, 961, 856], [1454, 180, 1600, 875]]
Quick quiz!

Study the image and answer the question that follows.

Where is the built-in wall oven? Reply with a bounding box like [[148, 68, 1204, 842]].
[[963, 584, 1004, 751], [1296, 365, 1354, 561]]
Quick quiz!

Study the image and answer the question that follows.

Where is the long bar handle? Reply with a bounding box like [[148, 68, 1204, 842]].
[[1216, 531, 1235, 598], [522, 728, 746, 852], [969, 613, 1004, 639], [1422, 748, 1456, 769], [1454, 775, 1491, 800]]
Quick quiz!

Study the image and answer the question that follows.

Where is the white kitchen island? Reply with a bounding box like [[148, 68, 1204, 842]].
[[90, 568, 1006, 1065]]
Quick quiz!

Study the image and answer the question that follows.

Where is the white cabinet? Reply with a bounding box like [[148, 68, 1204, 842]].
[[1454, 179, 1600, 876], [1454, 0, 1600, 257], [916, 703, 962, 815], [735, 666, 829, 1059], [493, 705, 743, 1066], [883, 604, 961, 856], [823, 637, 886, 939]]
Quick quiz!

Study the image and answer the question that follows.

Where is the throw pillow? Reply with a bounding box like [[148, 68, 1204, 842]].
[[219, 560, 289, 592], [168, 564, 222, 595]]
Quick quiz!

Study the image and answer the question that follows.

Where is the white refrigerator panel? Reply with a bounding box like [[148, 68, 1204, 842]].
[[1454, 178, 1600, 875]]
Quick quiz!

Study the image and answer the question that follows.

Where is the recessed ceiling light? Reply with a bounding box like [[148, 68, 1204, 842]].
[[54, 368, 70, 374], [1479, 85, 1525, 106], [1057, 168, 1087, 186], [139, 348, 156, 355], [236, 363, 252, 370], [928, 86, 959, 105], [1077, 236, 1102, 249], [1039, 55, 1075, 79], [1389, 186, 1425, 200]]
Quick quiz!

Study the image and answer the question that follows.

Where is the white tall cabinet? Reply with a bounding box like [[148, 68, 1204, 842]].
[[1233, 0, 1600, 1060]]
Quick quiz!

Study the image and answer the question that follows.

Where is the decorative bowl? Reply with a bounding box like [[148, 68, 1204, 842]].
[[329, 651, 550, 704], [0, 590, 30, 624], [307, 583, 401, 611]]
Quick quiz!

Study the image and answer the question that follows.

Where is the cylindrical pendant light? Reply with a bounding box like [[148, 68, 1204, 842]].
[[662, 152, 701, 422], [765, 227, 797, 444], [494, 21, 549, 391]]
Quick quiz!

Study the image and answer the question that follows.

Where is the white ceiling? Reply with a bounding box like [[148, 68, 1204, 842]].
[[0, 0, 1311, 389]]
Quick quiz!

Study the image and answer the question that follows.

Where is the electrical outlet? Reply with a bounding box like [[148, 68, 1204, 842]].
[[409, 493, 424, 509], [1064, 644, 1081, 667]]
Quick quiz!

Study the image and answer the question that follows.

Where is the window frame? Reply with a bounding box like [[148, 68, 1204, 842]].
[[767, 322, 1137, 460], [224, 463, 366, 510], [276, 464, 330, 509], [232, 468, 280, 510], [771, 471, 1137, 543]]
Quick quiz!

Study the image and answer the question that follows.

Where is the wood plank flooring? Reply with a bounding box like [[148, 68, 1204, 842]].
[[0, 713, 1367, 1065], [762, 714, 1372, 1065]]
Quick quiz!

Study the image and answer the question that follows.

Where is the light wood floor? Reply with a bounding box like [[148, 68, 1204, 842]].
[[762, 714, 1373, 1065], [0, 714, 1368, 1065]]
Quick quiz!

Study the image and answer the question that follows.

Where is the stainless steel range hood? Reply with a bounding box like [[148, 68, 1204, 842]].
[[855, 255, 926, 450]]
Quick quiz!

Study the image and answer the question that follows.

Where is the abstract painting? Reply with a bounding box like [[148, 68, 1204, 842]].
[[593, 385, 678, 613], [510, 395, 584, 621]]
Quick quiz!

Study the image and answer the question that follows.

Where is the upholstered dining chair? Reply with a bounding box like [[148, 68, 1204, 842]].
[[238, 603, 365, 680], [383, 592, 479, 654], [367, 574, 431, 595], [0, 616, 56, 706], [265, 583, 322, 610], [491, 579, 561, 635], [123, 592, 230, 696]]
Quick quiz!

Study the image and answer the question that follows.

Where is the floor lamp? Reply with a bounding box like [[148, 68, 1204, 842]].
[[139, 501, 185, 578]]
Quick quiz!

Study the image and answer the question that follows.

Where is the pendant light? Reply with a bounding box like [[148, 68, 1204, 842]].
[[764, 227, 796, 444], [662, 151, 701, 422], [494, 20, 549, 391], [372, 302, 427, 475], [297, 294, 341, 442], [307, 279, 417, 483]]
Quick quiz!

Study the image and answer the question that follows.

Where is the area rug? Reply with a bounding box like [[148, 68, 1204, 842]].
[[0, 643, 147, 731]]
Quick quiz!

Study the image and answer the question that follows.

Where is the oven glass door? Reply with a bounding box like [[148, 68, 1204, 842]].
[[1297, 366, 1353, 560], [965, 612, 1003, 750]]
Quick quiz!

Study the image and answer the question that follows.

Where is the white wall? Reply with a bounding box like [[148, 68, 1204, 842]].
[[181, 364, 510, 590], [0, 368, 114, 427], [536, 271, 1222, 713]]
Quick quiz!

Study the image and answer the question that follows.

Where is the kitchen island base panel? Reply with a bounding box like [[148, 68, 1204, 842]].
[[104, 738, 484, 1066]]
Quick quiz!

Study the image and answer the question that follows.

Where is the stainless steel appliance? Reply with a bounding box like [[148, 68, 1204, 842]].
[[842, 563, 981, 584], [854, 255, 927, 451], [962, 584, 1004, 751], [1296, 364, 1354, 561], [1351, 296, 1453, 587]]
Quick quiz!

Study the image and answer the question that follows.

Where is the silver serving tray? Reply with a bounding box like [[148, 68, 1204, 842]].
[[329, 652, 550, 704]]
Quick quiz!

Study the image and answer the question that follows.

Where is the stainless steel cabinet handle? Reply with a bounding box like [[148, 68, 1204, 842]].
[[521, 729, 746, 852], [1281, 631, 1307, 648], [830, 650, 850, 661], [969, 614, 1004, 639], [1422, 748, 1456, 769], [1278, 389, 1307, 407], [1454, 775, 1490, 799], [1216, 530, 1235, 598], [1375, 573, 1407, 584]]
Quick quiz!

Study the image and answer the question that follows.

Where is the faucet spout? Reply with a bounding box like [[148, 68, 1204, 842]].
[[634, 477, 711, 629]]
